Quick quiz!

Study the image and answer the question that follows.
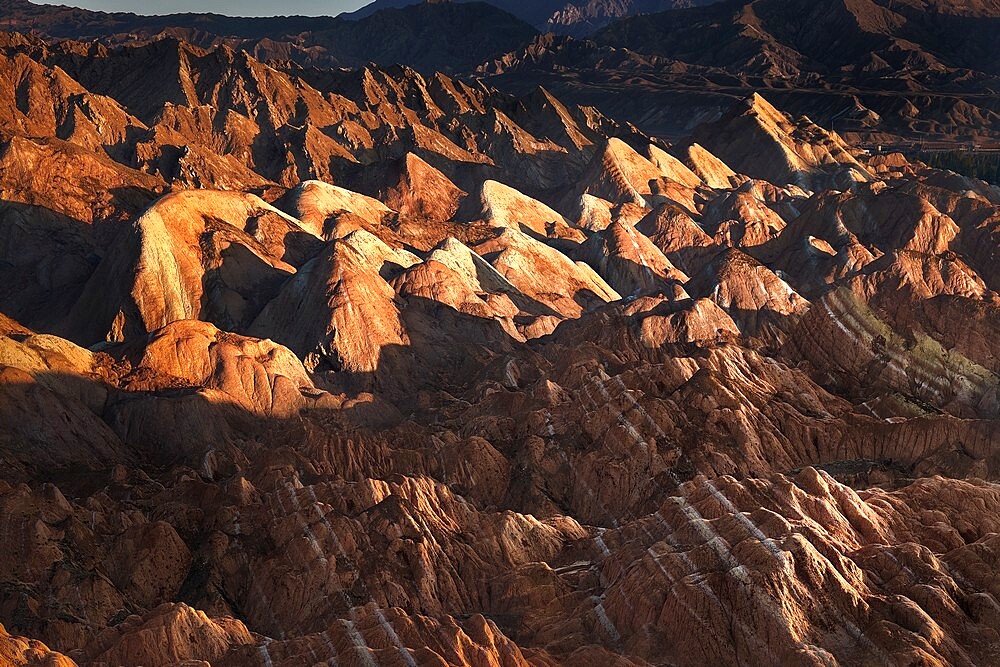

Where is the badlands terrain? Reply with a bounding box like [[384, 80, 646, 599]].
[[1, 10, 1000, 667], [481, 0, 1000, 141], [5, 0, 999, 143]]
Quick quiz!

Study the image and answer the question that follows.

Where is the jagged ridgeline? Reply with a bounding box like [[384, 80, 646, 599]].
[[2, 21, 1000, 667], [1, 0, 719, 44], [480, 0, 1000, 141], [4, 0, 999, 143]]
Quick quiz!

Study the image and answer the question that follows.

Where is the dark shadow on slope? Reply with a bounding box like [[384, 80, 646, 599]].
[[0, 200, 100, 331], [309, 293, 526, 404], [198, 242, 295, 334]]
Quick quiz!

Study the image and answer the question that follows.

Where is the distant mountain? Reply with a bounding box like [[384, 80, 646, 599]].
[[341, 0, 568, 27], [544, 0, 721, 35], [0, 0, 328, 38], [481, 0, 1000, 141], [0, 0, 538, 72], [305, 2, 538, 71], [343, 0, 721, 34], [593, 0, 1000, 75]]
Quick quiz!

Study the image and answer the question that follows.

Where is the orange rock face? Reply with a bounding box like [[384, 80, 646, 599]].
[[0, 623, 76, 667], [1, 27, 1000, 667]]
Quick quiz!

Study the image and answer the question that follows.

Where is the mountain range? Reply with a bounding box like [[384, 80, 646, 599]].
[[0, 0, 540, 72], [2, 1, 1000, 666], [4, 0, 998, 143], [343, 0, 721, 34], [481, 0, 1000, 139], [0, 0, 721, 39]]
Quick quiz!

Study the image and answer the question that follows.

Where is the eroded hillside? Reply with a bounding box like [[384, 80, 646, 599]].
[[1, 33, 1000, 667]]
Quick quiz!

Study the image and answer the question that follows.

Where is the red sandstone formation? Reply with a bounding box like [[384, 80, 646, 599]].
[[1, 25, 999, 667]]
